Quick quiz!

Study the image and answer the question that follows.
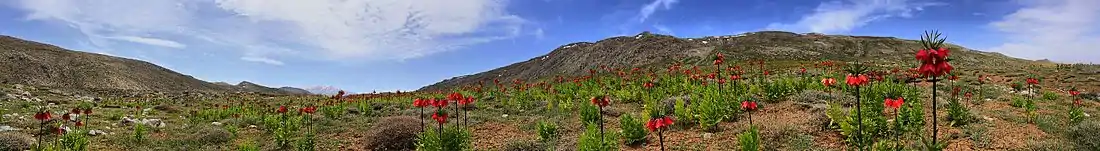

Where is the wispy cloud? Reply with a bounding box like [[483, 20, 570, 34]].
[[987, 0, 1100, 63], [766, 0, 942, 34], [8, 0, 528, 64], [653, 24, 675, 35], [103, 36, 186, 49], [240, 56, 285, 66], [637, 0, 679, 23]]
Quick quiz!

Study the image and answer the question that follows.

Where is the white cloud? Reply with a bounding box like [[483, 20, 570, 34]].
[[533, 28, 545, 40], [987, 0, 1100, 63], [766, 0, 942, 34], [637, 0, 679, 22], [653, 24, 675, 35], [9, 0, 527, 63], [103, 36, 187, 49], [240, 56, 285, 65]]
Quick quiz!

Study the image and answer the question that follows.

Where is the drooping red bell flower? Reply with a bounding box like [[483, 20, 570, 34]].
[[822, 78, 836, 87], [965, 92, 972, 99], [62, 113, 72, 121], [55, 127, 65, 134], [459, 97, 475, 106], [800, 67, 806, 74], [413, 98, 430, 108], [713, 59, 723, 65], [1070, 90, 1080, 96], [276, 106, 288, 113], [83, 108, 92, 115], [717, 78, 726, 85], [76, 121, 85, 127], [70, 108, 81, 114], [643, 81, 654, 89], [447, 92, 464, 101], [300, 106, 317, 114], [741, 101, 758, 111], [645, 116, 675, 131], [915, 47, 953, 77], [730, 74, 741, 81], [884, 98, 904, 109], [845, 74, 869, 86], [35, 111, 51, 121], [431, 112, 448, 124], [1026, 78, 1039, 85], [431, 98, 449, 108], [949, 75, 958, 81], [590, 96, 610, 107]]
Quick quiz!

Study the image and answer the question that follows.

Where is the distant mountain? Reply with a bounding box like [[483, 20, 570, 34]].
[[305, 86, 342, 95], [0, 35, 311, 96], [419, 31, 1069, 91], [0, 35, 229, 94]]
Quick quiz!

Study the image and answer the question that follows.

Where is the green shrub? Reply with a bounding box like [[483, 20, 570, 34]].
[[619, 114, 647, 145], [579, 103, 601, 126], [320, 104, 346, 119], [236, 141, 261, 151], [1068, 107, 1085, 124], [1041, 91, 1060, 101], [1011, 96, 1027, 108], [577, 124, 618, 151], [673, 97, 694, 126], [1068, 121, 1100, 150], [536, 121, 559, 141], [762, 78, 800, 102], [739, 126, 760, 151], [59, 130, 89, 151], [836, 82, 924, 149], [693, 96, 726, 132], [946, 98, 974, 127], [417, 126, 473, 151], [294, 134, 316, 151], [192, 126, 233, 145]]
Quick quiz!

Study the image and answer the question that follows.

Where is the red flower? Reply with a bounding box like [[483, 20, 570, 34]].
[[741, 101, 758, 111], [83, 108, 92, 115], [717, 78, 726, 85], [1026, 78, 1039, 85], [1075, 99, 1082, 106], [915, 48, 953, 77], [413, 98, 430, 108], [730, 74, 741, 81], [432, 112, 448, 124], [645, 116, 675, 132], [1070, 90, 1080, 96], [55, 127, 65, 134], [800, 67, 806, 74], [76, 121, 84, 127], [70, 108, 81, 114], [459, 97, 475, 106], [713, 59, 723, 65], [34, 111, 51, 121], [431, 98, 449, 108], [884, 98, 904, 109], [965, 92, 973, 99], [643, 81, 654, 89], [763, 70, 770, 76], [276, 106, 288, 113], [333, 90, 346, 100], [590, 96, 610, 107], [821, 78, 836, 87], [447, 92, 464, 102], [62, 113, 72, 121], [846, 74, 869, 86], [949, 75, 958, 81], [300, 106, 317, 114]]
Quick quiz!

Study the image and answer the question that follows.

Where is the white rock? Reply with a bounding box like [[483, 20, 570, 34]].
[[1086, 112, 1091, 117], [248, 125, 258, 128], [88, 130, 107, 136], [0, 125, 20, 132], [212, 122, 223, 126], [501, 114, 509, 118], [704, 133, 715, 139]]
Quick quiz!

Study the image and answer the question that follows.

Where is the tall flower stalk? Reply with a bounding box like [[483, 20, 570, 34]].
[[885, 97, 905, 150], [646, 116, 674, 151], [590, 96, 610, 141], [844, 62, 869, 149], [915, 30, 953, 146]]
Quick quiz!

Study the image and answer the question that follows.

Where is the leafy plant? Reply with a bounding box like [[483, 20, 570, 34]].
[[320, 104, 346, 119], [579, 103, 601, 126], [236, 141, 261, 151], [673, 97, 694, 126], [738, 126, 760, 151], [946, 97, 974, 126], [1069, 106, 1085, 124], [417, 126, 473, 151], [58, 130, 89, 151], [294, 134, 316, 151], [693, 96, 726, 132], [619, 114, 647, 145], [577, 124, 618, 151], [1041, 91, 1060, 101], [536, 121, 559, 141]]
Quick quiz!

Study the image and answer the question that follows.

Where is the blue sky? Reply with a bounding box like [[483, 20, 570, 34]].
[[1, 0, 1098, 93]]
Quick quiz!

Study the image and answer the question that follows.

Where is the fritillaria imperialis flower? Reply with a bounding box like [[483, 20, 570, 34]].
[[300, 106, 317, 114], [1026, 78, 1039, 85], [458, 97, 475, 106], [741, 101, 758, 111], [277, 106, 288, 113], [34, 112, 50, 121], [646, 116, 675, 131], [821, 78, 837, 87], [845, 74, 869, 86], [884, 98, 905, 110], [590, 96, 610, 107], [431, 112, 448, 124], [915, 47, 953, 77]]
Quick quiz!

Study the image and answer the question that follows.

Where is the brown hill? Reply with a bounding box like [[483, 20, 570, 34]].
[[0, 35, 308, 95], [419, 31, 1099, 91]]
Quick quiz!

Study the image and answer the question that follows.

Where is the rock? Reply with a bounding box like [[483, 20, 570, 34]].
[[88, 130, 107, 136], [703, 133, 715, 140], [248, 125, 257, 129], [0, 126, 19, 132], [211, 122, 223, 126], [502, 114, 509, 118], [662, 95, 691, 114]]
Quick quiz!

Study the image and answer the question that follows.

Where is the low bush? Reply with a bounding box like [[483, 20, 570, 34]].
[[417, 126, 472, 151], [619, 114, 647, 145], [364, 116, 421, 150]]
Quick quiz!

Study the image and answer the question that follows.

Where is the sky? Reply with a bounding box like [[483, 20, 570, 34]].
[[1, 0, 1098, 93]]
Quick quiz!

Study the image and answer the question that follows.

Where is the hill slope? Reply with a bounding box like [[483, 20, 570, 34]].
[[0, 35, 307, 95], [420, 31, 1071, 91]]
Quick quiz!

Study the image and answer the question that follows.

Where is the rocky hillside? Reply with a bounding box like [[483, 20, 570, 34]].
[[0, 35, 309, 96], [420, 31, 1098, 91]]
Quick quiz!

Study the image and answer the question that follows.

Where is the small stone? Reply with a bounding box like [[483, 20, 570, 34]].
[[501, 114, 509, 118], [88, 130, 107, 136], [211, 122, 223, 126], [0, 125, 20, 131], [703, 133, 715, 140], [248, 125, 257, 128]]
